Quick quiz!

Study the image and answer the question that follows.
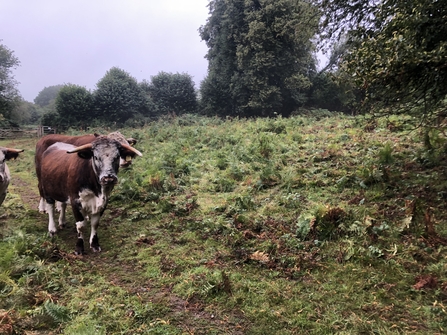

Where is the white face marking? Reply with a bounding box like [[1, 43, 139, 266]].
[[91, 141, 120, 185]]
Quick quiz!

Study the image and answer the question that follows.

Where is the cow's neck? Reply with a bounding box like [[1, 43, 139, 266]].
[[79, 184, 114, 216]]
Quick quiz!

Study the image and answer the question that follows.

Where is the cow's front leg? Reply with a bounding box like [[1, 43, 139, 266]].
[[45, 200, 57, 236], [75, 220, 86, 255], [89, 213, 101, 252]]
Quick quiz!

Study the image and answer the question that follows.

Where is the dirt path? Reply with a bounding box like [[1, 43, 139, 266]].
[[7, 177, 249, 333], [10, 176, 40, 210]]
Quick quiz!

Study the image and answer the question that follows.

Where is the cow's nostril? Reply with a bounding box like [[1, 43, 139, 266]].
[[100, 175, 118, 184]]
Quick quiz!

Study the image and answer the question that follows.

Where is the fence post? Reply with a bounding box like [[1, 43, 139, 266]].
[[38, 126, 57, 137]]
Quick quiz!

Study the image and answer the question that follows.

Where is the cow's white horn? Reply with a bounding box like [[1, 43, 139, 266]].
[[67, 143, 93, 154], [121, 143, 142, 157]]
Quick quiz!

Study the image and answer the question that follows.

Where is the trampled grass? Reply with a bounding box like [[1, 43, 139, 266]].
[[1, 112, 447, 334]]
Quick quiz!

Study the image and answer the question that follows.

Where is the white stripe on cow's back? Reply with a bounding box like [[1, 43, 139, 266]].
[[48, 142, 76, 152]]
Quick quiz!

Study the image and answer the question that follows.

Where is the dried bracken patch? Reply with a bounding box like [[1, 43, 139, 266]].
[[0, 310, 13, 335], [414, 274, 438, 290]]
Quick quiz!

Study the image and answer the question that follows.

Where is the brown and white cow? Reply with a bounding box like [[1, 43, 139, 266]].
[[35, 132, 137, 214], [0, 147, 24, 205], [38, 136, 142, 254]]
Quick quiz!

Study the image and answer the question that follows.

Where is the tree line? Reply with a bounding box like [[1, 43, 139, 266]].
[[37, 69, 198, 129], [1, 0, 446, 133]]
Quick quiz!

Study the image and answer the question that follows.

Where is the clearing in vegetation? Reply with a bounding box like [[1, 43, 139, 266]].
[[1, 112, 447, 334]]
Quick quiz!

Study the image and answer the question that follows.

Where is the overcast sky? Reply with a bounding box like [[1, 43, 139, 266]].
[[1, 0, 210, 102]]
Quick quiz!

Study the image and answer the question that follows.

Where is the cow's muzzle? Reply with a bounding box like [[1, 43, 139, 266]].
[[100, 175, 118, 185]]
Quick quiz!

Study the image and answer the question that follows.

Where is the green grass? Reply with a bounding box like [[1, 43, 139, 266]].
[[1, 113, 447, 334]]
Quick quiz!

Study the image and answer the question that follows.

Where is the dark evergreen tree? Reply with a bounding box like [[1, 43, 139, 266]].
[[199, 0, 319, 117]]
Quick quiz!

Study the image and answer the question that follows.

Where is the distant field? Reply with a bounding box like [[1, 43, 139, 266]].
[[1, 113, 447, 334]]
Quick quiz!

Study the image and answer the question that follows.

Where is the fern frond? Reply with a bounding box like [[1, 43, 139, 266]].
[[0, 271, 17, 297], [43, 300, 71, 323]]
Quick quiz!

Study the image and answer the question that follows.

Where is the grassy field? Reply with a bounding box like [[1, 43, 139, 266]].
[[1, 112, 447, 334]]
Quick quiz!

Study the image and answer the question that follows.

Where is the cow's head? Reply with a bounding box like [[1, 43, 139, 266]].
[[0, 148, 24, 182], [94, 132, 138, 168], [67, 137, 142, 185]]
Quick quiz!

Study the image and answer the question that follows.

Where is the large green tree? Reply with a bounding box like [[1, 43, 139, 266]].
[[55, 84, 94, 128], [0, 42, 21, 121], [318, 0, 447, 126], [94, 67, 147, 124], [143, 72, 198, 116], [199, 0, 319, 117]]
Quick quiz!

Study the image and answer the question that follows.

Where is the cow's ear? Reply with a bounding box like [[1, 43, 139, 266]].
[[119, 148, 137, 161], [126, 138, 137, 146], [4, 148, 23, 160], [77, 151, 93, 159], [67, 143, 93, 159]]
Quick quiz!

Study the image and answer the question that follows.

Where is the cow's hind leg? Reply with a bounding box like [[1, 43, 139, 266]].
[[72, 201, 87, 255], [45, 200, 57, 236], [38, 197, 46, 213], [56, 201, 67, 228], [0, 192, 6, 206], [89, 213, 101, 252]]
